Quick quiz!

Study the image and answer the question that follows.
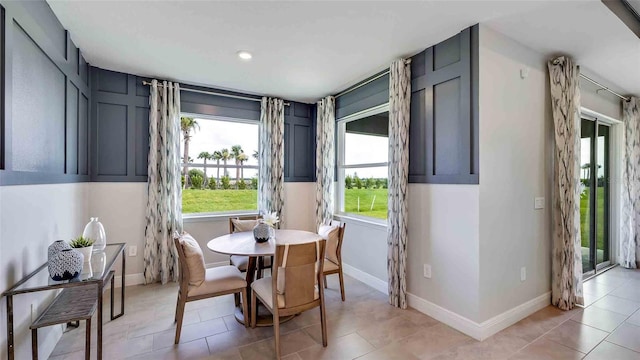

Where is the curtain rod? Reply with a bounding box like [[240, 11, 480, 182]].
[[142, 81, 290, 106], [579, 74, 630, 102], [335, 58, 412, 99]]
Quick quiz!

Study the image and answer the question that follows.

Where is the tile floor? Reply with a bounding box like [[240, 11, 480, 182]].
[[50, 267, 640, 359]]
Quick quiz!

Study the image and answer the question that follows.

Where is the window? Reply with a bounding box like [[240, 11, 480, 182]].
[[337, 106, 389, 221], [180, 115, 259, 215]]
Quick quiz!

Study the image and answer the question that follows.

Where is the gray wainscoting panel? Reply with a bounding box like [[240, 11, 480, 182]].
[[135, 106, 149, 176], [284, 102, 315, 182], [11, 21, 65, 173], [96, 103, 127, 176], [0, 0, 91, 185], [409, 25, 479, 184], [66, 84, 79, 174]]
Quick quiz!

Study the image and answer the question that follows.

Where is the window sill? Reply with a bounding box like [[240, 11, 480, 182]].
[[333, 213, 387, 230], [183, 211, 259, 223]]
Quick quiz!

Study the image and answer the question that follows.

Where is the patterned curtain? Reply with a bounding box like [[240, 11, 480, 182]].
[[387, 59, 411, 309], [315, 96, 335, 229], [144, 80, 183, 284], [621, 97, 640, 269], [258, 97, 285, 227], [548, 56, 583, 310]]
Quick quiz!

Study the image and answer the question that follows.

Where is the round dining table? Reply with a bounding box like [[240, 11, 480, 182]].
[[207, 229, 322, 326]]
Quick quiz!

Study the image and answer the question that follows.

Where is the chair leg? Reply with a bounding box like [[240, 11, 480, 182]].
[[250, 290, 257, 328], [31, 329, 38, 360], [241, 288, 249, 328], [338, 269, 346, 301], [319, 297, 328, 347], [174, 295, 187, 344], [85, 318, 91, 360], [323, 274, 328, 289], [174, 293, 181, 322], [234, 292, 241, 307], [274, 310, 281, 359], [257, 257, 264, 279]]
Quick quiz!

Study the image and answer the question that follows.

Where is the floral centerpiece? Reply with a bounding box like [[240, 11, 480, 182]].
[[253, 212, 279, 243]]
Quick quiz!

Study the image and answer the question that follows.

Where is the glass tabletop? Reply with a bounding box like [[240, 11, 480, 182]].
[[3, 243, 126, 296]]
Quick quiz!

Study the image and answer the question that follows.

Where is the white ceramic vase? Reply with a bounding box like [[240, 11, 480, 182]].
[[76, 245, 93, 263]]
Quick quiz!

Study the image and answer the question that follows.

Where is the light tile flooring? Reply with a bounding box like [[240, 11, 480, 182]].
[[50, 267, 640, 359]]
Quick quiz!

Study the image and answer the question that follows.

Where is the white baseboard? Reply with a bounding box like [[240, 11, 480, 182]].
[[341, 262, 388, 294], [113, 261, 230, 288], [408, 291, 551, 341]]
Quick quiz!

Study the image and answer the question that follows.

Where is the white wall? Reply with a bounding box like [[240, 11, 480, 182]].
[[88, 182, 316, 278], [0, 183, 89, 360], [478, 25, 553, 322]]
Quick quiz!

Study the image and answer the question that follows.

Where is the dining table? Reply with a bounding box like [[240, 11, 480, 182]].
[[207, 229, 322, 326]]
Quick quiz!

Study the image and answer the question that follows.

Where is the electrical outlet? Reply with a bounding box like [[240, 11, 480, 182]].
[[128, 245, 137, 257], [423, 264, 432, 279], [521, 267, 526, 282], [534, 197, 545, 210]]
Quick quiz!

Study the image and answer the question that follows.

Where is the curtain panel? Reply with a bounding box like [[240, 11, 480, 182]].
[[548, 56, 583, 310], [259, 97, 285, 226], [315, 96, 336, 230], [387, 59, 411, 309], [621, 97, 640, 268], [144, 80, 183, 284]]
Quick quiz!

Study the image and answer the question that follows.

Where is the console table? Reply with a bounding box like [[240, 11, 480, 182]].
[[2, 243, 126, 360]]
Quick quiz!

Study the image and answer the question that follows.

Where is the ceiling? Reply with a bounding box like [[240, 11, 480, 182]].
[[486, 0, 640, 97], [48, 1, 639, 103]]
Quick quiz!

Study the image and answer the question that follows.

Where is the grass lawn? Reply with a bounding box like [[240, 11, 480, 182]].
[[579, 186, 606, 263], [344, 188, 388, 220], [183, 187, 389, 220], [183, 189, 257, 213]]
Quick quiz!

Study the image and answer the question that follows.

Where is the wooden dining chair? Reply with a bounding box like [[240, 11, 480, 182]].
[[173, 233, 248, 344], [319, 220, 347, 301], [228, 216, 272, 278], [251, 239, 328, 359]]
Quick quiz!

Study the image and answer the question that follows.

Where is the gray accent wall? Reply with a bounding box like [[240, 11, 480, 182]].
[[90, 67, 316, 182], [334, 25, 479, 185], [410, 25, 479, 184], [0, 0, 91, 185]]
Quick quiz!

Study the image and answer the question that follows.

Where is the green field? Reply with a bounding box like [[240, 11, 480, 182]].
[[183, 189, 257, 213], [579, 186, 606, 263], [183, 188, 388, 219], [343, 188, 388, 219]]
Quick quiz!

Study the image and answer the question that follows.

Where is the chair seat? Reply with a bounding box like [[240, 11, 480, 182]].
[[323, 259, 340, 273], [188, 265, 246, 298], [252, 277, 318, 309], [231, 255, 272, 272]]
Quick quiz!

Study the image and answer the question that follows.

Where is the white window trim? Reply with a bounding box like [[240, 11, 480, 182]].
[[180, 112, 260, 219], [335, 103, 389, 223]]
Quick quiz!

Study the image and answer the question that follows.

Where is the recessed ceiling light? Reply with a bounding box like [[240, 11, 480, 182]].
[[237, 51, 252, 60]]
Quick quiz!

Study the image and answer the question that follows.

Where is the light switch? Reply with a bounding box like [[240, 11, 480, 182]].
[[534, 197, 544, 210]]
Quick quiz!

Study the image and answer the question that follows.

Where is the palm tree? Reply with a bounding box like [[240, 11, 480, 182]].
[[252, 150, 259, 161], [231, 145, 243, 189], [212, 150, 222, 185], [197, 151, 212, 185], [181, 117, 199, 178], [220, 148, 232, 177], [236, 152, 249, 184]]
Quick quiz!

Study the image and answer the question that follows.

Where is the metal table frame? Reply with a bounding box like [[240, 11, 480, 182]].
[[2, 243, 126, 360]]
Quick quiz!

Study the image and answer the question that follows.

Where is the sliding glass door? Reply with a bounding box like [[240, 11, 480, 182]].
[[580, 119, 610, 274]]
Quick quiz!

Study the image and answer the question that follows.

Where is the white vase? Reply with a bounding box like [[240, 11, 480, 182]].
[[76, 245, 93, 263], [83, 217, 106, 251]]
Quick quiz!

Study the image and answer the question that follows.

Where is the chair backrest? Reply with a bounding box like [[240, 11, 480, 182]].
[[228, 215, 262, 233], [323, 220, 346, 264], [173, 236, 190, 294], [273, 239, 326, 309]]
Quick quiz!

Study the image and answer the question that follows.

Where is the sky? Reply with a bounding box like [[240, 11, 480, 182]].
[[182, 117, 389, 179], [580, 137, 606, 180]]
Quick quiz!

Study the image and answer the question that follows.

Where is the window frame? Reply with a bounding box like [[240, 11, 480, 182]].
[[335, 103, 389, 224], [180, 112, 260, 219]]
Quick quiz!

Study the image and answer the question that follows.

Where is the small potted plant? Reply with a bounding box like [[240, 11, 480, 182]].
[[69, 236, 95, 263]]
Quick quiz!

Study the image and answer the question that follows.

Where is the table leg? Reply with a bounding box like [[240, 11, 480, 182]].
[[97, 283, 103, 360], [7, 295, 13, 360]]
